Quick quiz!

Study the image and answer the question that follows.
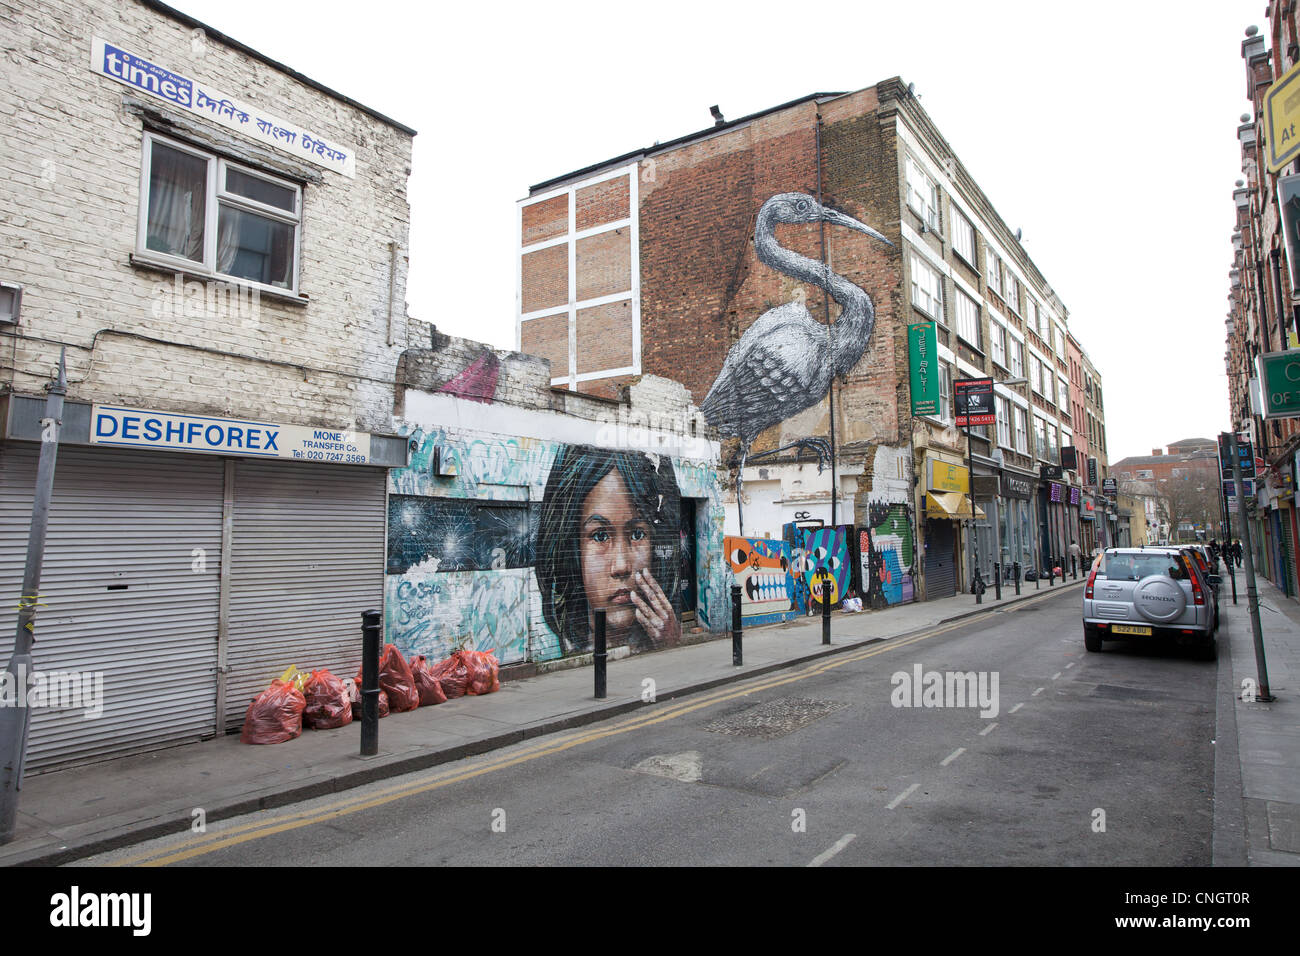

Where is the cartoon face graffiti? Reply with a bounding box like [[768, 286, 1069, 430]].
[[537, 445, 682, 655], [803, 527, 849, 607], [725, 536, 792, 616]]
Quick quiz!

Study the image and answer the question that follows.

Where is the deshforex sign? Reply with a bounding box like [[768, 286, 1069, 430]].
[[90, 405, 371, 464]]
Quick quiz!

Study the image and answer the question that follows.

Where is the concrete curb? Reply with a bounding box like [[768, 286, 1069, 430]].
[[1211, 605, 1248, 866], [4, 580, 1083, 866]]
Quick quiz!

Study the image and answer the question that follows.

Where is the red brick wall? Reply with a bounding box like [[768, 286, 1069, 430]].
[[575, 176, 629, 231]]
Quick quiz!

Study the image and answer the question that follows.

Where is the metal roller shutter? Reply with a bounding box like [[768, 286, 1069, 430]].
[[924, 519, 957, 599], [0, 443, 222, 771], [224, 459, 386, 728]]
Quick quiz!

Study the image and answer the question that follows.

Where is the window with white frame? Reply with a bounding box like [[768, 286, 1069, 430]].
[[938, 364, 953, 422], [905, 155, 939, 230], [1002, 266, 1018, 313], [1055, 324, 1066, 359], [986, 249, 1000, 295], [989, 320, 1006, 368], [1034, 416, 1048, 460], [1014, 406, 1028, 453], [996, 395, 1011, 447], [1058, 376, 1069, 410], [955, 289, 981, 347], [1009, 338, 1024, 378], [1025, 297, 1037, 337], [1041, 356, 1054, 397], [1037, 305, 1050, 341], [1047, 422, 1059, 463], [139, 133, 301, 292], [1029, 354, 1042, 394], [952, 210, 976, 265], [911, 255, 942, 318]]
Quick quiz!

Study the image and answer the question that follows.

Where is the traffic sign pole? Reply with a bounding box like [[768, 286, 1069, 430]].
[[1227, 432, 1273, 701]]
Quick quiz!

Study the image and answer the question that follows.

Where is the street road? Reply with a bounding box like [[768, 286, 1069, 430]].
[[89, 587, 1217, 866]]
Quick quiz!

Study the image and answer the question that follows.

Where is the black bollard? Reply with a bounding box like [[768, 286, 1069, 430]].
[[594, 607, 607, 699], [1049, 562, 1055, 586], [360, 609, 381, 757], [973, 567, 984, 604], [994, 562, 1002, 601], [731, 583, 743, 667], [821, 571, 831, 645], [1035, 564, 1040, 589], [1013, 561, 1021, 596]]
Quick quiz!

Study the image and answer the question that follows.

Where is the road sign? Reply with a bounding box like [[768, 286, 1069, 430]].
[[1219, 433, 1256, 479], [954, 377, 994, 426], [1265, 59, 1300, 172]]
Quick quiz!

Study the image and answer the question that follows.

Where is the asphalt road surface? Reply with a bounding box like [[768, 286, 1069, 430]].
[[88, 587, 1218, 866]]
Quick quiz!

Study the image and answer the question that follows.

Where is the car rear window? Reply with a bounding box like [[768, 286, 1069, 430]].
[[1102, 553, 1187, 581]]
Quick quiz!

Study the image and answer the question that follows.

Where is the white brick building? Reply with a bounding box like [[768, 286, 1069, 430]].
[[0, 0, 419, 768]]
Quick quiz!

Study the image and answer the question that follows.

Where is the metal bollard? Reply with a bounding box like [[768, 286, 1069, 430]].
[[1049, 562, 1055, 586], [973, 567, 984, 604], [594, 608, 607, 699], [1013, 561, 1021, 596], [731, 583, 743, 667], [994, 562, 1002, 601], [360, 609, 381, 757], [821, 571, 831, 645], [1035, 564, 1040, 589]]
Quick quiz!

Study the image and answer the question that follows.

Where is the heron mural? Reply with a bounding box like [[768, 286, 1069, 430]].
[[700, 193, 893, 534]]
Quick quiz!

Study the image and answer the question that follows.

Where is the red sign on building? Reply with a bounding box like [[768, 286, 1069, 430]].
[[954, 377, 995, 426]]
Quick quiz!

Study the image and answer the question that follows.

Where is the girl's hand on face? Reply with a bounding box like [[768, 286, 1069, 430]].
[[630, 568, 681, 647]]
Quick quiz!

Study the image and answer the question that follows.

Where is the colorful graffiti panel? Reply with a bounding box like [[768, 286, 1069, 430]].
[[860, 502, 915, 608], [724, 535, 796, 624], [386, 569, 530, 665], [803, 525, 851, 608]]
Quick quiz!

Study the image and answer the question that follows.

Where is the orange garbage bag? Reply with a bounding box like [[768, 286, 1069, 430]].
[[240, 679, 306, 745], [303, 669, 351, 730], [410, 655, 448, 706], [430, 653, 469, 699], [347, 677, 390, 718], [461, 650, 501, 696], [379, 643, 419, 712]]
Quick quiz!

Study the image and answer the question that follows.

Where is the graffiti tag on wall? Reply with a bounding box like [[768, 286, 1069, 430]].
[[860, 501, 914, 608]]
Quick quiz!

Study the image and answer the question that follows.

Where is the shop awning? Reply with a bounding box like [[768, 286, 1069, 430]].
[[925, 491, 986, 520]]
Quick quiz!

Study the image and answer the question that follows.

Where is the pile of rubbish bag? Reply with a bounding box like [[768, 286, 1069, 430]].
[[241, 646, 500, 745]]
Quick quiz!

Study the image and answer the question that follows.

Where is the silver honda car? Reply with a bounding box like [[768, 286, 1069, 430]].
[[1082, 548, 1218, 660]]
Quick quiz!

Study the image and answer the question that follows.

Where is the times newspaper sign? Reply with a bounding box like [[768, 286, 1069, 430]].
[[954, 377, 994, 427]]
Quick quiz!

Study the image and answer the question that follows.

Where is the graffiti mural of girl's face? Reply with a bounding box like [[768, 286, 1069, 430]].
[[537, 445, 682, 656], [580, 470, 652, 636]]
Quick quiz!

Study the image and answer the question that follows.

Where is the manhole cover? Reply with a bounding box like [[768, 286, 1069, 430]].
[[704, 697, 849, 740]]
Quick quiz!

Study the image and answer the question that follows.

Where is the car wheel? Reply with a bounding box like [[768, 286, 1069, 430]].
[[1084, 626, 1102, 652]]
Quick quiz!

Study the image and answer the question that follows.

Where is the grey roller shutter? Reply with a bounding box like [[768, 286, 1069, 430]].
[[224, 460, 386, 728], [924, 520, 957, 599], [0, 443, 222, 771]]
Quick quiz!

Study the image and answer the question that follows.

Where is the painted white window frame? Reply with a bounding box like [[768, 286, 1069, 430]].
[[905, 155, 939, 231], [986, 248, 1000, 295], [938, 363, 953, 424], [952, 210, 976, 266], [137, 131, 303, 295], [911, 254, 943, 319], [996, 395, 1011, 448], [954, 288, 981, 348], [989, 319, 1007, 368], [1058, 375, 1070, 411], [1002, 264, 1018, 314], [1013, 405, 1028, 454], [516, 163, 640, 390], [1009, 338, 1024, 378]]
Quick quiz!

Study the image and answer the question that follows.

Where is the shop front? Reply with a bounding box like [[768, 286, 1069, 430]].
[[1079, 494, 1098, 556], [997, 470, 1037, 584], [0, 396, 407, 771], [921, 457, 982, 599]]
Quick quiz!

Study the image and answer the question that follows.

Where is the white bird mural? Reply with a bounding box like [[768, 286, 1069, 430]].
[[700, 192, 893, 532]]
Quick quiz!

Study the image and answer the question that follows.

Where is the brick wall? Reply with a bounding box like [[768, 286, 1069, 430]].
[[1, 0, 415, 434]]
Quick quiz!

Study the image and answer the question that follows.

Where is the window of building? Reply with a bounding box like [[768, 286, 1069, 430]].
[[955, 289, 981, 348], [1040, 356, 1054, 398], [996, 395, 1011, 447], [1029, 354, 1042, 395], [986, 249, 1000, 296], [1137, 468, 1152, 480], [938, 363, 953, 423], [1047, 423, 1059, 463], [1033, 416, 1048, 461], [1003, 267, 1018, 313], [905, 156, 939, 231], [139, 132, 301, 292], [952, 210, 976, 265], [989, 320, 1007, 368], [1009, 338, 1024, 378], [1054, 324, 1066, 359], [1014, 406, 1028, 453], [1037, 305, 1050, 341], [911, 255, 943, 318], [1058, 376, 1069, 410]]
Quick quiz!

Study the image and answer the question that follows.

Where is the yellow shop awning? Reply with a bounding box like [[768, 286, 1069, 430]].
[[926, 491, 986, 520]]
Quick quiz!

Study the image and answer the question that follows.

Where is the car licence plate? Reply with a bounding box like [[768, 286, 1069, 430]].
[[1111, 624, 1152, 636]]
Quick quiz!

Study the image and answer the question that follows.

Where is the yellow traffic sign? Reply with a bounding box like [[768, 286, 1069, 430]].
[[1265, 59, 1300, 172]]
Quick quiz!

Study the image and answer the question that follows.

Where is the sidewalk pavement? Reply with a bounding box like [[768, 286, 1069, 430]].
[[0, 574, 1080, 866], [1214, 571, 1300, 866]]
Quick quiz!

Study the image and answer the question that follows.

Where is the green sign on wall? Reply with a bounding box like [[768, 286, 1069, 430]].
[[1259, 350, 1300, 419], [908, 322, 939, 417]]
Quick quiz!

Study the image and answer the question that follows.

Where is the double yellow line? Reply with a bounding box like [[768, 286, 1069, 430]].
[[112, 590, 1060, 865]]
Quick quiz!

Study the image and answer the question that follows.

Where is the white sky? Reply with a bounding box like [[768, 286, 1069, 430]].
[[169, 0, 1257, 464]]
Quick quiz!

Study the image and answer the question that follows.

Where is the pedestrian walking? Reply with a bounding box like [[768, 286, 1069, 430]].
[[1233, 539, 1243, 567]]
